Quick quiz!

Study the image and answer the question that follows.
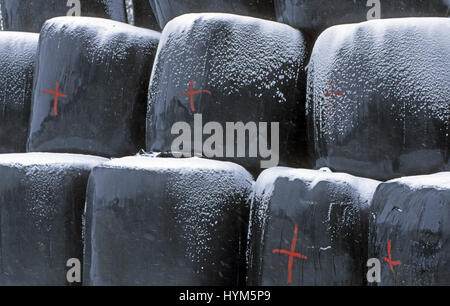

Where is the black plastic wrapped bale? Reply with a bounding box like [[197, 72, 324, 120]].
[[27, 17, 160, 158], [0, 153, 107, 286], [275, 0, 450, 35], [307, 18, 450, 181], [133, 0, 160, 30], [83, 156, 253, 286], [369, 172, 450, 286], [146, 13, 309, 176], [149, 0, 275, 29], [0, 32, 38, 153], [246, 167, 380, 286], [0, 0, 128, 33]]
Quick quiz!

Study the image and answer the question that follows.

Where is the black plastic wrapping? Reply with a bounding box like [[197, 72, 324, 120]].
[[0, 32, 38, 153], [369, 172, 450, 285], [149, 0, 275, 29], [247, 167, 380, 286], [306, 18, 450, 181], [0, 153, 107, 285], [83, 156, 253, 286], [1, 0, 128, 32], [146, 13, 309, 176], [275, 0, 450, 36], [27, 17, 160, 158]]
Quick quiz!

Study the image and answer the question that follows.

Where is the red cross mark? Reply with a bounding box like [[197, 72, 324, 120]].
[[324, 80, 344, 116], [383, 240, 402, 280], [183, 80, 211, 112], [42, 81, 68, 116], [272, 224, 307, 284]]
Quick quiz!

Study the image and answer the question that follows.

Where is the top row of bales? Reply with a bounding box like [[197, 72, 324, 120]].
[[0, 0, 448, 181], [1, 0, 449, 34]]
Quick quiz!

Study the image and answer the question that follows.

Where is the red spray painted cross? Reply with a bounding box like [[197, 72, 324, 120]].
[[183, 80, 211, 112], [272, 224, 307, 284], [383, 240, 402, 280], [324, 80, 344, 116], [42, 81, 68, 116]]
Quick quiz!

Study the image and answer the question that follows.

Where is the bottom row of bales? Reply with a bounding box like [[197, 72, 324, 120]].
[[0, 153, 448, 286]]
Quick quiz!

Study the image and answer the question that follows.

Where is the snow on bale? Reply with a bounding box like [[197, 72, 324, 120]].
[[246, 167, 380, 286], [83, 156, 254, 286], [0, 153, 107, 286], [369, 172, 450, 285], [275, 0, 450, 35], [0, 0, 127, 33], [27, 17, 160, 158], [147, 13, 309, 176], [133, 0, 160, 30], [307, 18, 450, 182], [149, 0, 276, 29], [0, 32, 39, 153]]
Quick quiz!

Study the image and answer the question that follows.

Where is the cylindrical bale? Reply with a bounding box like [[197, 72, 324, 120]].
[[1, 0, 128, 32], [149, 0, 275, 29], [247, 167, 380, 286], [0, 153, 107, 286], [146, 13, 309, 176], [0, 32, 39, 153], [275, 0, 450, 35], [307, 18, 450, 181], [369, 172, 450, 285], [27, 17, 160, 158], [83, 156, 254, 286]]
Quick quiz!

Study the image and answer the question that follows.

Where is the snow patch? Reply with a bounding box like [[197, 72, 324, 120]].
[[103, 156, 253, 181], [254, 167, 380, 205], [389, 172, 450, 191], [42, 16, 161, 64], [0, 152, 108, 169], [150, 13, 305, 102]]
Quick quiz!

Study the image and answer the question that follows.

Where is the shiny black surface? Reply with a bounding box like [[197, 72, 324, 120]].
[[0, 32, 38, 153], [369, 177, 450, 285], [83, 157, 252, 286], [133, 0, 160, 30], [275, 0, 450, 35], [247, 169, 375, 286], [0, 154, 104, 286], [306, 19, 450, 181]]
